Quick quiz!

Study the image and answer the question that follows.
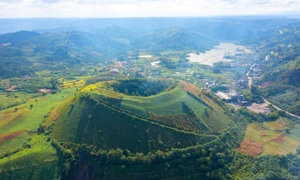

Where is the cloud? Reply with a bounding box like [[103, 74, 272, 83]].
[[0, 0, 299, 18], [0, 0, 23, 3]]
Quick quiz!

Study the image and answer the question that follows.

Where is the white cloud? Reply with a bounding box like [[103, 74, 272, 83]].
[[0, 0, 299, 18]]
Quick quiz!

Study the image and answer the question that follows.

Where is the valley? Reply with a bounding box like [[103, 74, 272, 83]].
[[0, 17, 300, 179]]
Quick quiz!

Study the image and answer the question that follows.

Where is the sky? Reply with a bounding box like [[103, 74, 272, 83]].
[[0, 0, 299, 18]]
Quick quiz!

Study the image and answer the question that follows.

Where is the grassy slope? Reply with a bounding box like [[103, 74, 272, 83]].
[[84, 81, 230, 133], [47, 92, 217, 153], [0, 88, 76, 134], [121, 86, 229, 133], [0, 89, 77, 179], [0, 132, 30, 157], [45, 80, 233, 153], [0, 135, 60, 180]]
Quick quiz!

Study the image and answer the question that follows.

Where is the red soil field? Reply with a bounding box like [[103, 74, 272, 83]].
[[270, 134, 285, 143], [261, 131, 268, 137], [0, 131, 24, 146], [181, 81, 201, 96], [237, 139, 263, 156]]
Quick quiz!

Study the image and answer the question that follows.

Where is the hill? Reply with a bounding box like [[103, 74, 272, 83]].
[[139, 28, 218, 52], [249, 23, 300, 116], [42, 79, 231, 154], [0, 28, 218, 78], [0, 31, 39, 44]]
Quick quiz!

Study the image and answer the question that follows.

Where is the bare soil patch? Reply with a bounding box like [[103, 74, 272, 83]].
[[237, 139, 263, 156], [6, 86, 17, 91], [181, 81, 201, 96], [270, 134, 285, 143], [247, 103, 270, 114]]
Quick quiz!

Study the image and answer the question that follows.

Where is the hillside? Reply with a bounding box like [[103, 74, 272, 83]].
[[140, 28, 218, 52], [2, 17, 300, 179], [0, 31, 39, 44], [250, 23, 300, 116], [42, 79, 231, 154]]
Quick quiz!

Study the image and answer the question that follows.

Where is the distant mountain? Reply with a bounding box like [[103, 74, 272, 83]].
[[0, 18, 299, 78], [140, 28, 218, 52], [0, 17, 299, 34], [0, 27, 220, 78], [0, 31, 39, 44]]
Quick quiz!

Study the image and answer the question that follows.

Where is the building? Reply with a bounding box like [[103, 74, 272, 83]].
[[215, 91, 231, 102]]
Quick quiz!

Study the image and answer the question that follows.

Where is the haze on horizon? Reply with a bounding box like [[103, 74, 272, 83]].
[[0, 0, 300, 18]]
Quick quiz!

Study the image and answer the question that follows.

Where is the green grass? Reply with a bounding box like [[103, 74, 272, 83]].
[[120, 87, 229, 133], [0, 132, 30, 157], [0, 134, 59, 180], [0, 134, 57, 168], [45, 80, 232, 154], [291, 125, 300, 140], [84, 80, 231, 133], [121, 87, 187, 117], [0, 91, 41, 109], [49, 92, 216, 153], [0, 88, 77, 134]]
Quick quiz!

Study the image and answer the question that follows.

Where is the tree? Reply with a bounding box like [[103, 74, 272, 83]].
[[49, 78, 59, 89], [159, 57, 175, 69]]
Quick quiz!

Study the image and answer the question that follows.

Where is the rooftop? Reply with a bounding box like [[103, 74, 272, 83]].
[[215, 91, 231, 100]]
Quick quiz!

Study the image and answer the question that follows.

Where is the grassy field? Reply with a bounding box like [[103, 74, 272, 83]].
[[0, 88, 77, 134], [0, 131, 30, 157], [0, 92, 41, 109], [61, 79, 85, 89], [0, 134, 59, 180], [243, 123, 300, 155]]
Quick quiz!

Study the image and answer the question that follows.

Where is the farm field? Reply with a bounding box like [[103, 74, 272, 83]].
[[239, 122, 300, 156], [0, 92, 42, 109], [0, 88, 77, 134], [61, 79, 85, 88], [187, 43, 251, 66]]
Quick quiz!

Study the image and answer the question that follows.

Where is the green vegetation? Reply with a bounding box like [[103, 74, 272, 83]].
[[0, 88, 76, 134], [0, 135, 60, 180], [111, 79, 174, 96], [42, 80, 232, 155], [1, 18, 300, 179], [260, 85, 300, 116]]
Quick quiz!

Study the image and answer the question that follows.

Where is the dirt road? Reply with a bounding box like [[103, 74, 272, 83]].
[[262, 97, 300, 119]]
